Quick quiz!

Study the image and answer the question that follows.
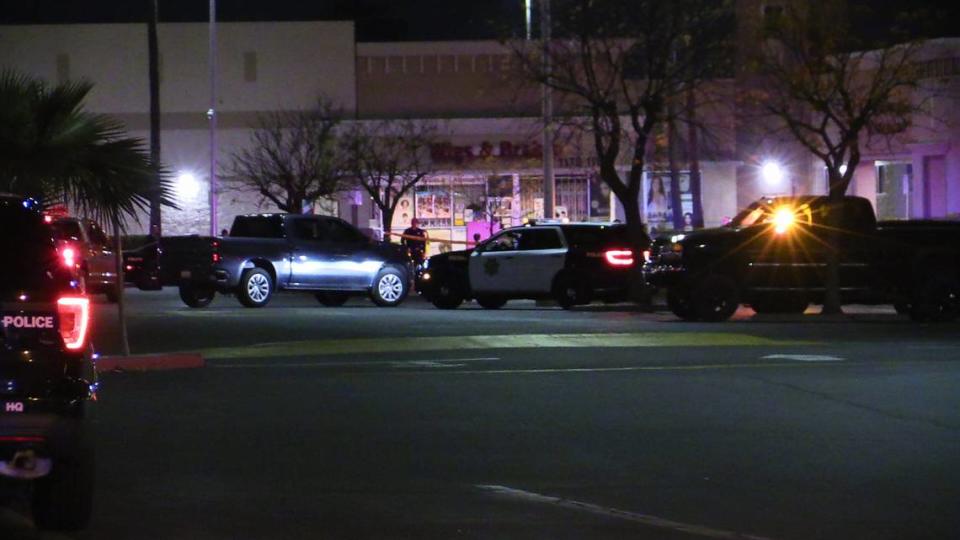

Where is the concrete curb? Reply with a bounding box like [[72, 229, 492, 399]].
[[96, 353, 205, 372]]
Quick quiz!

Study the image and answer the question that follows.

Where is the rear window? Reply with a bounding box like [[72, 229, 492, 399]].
[[51, 220, 83, 242], [230, 216, 285, 238], [563, 226, 635, 249], [0, 206, 64, 298]]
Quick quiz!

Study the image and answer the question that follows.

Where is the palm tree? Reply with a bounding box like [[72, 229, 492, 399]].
[[0, 70, 172, 221], [0, 70, 174, 355]]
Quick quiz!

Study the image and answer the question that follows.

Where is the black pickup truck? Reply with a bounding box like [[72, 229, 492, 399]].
[[645, 196, 960, 321], [125, 214, 412, 308]]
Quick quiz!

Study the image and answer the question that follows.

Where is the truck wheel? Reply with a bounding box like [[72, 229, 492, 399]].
[[553, 272, 591, 309], [178, 284, 215, 308], [692, 274, 740, 322], [476, 295, 508, 309], [237, 268, 273, 308], [667, 287, 696, 321], [315, 292, 350, 307], [32, 433, 94, 531], [910, 275, 960, 322], [370, 267, 408, 307], [750, 295, 809, 314], [431, 282, 464, 309]]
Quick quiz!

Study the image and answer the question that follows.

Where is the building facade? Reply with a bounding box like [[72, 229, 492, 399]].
[[1, 19, 957, 244]]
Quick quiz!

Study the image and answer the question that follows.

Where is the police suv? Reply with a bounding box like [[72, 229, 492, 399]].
[[417, 222, 648, 309], [0, 194, 96, 530]]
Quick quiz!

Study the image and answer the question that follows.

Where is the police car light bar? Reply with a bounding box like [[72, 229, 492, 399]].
[[57, 296, 90, 351]]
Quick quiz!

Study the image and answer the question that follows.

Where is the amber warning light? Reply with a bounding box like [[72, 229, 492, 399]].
[[773, 207, 796, 235]]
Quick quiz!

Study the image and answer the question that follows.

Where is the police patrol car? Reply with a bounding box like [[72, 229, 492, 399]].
[[0, 193, 96, 531], [417, 222, 649, 309]]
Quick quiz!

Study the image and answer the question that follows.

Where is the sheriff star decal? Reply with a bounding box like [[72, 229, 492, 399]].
[[483, 257, 500, 276]]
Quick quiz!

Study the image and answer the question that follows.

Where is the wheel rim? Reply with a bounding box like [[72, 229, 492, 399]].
[[378, 273, 404, 302], [247, 273, 270, 302]]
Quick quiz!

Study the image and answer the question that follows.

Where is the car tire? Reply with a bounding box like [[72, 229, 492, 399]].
[[430, 282, 465, 309], [315, 292, 351, 307], [692, 274, 740, 322], [750, 295, 808, 315], [237, 268, 273, 308], [910, 274, 960, 322], [553, 273, 591, 310], [370, 266, 409, 307], [476, 295, 508, 309], [666, 287, 696, 321], [32, 431, 94, 532], [178, 284, 215, 308]]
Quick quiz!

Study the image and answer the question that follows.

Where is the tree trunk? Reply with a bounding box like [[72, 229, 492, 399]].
[[822, 170, 845, 315], [147, 0, 162, 237], [381, 206, 394, 239], [112, 219, 131, 356], [686, 86, 704, 228], [666, 114, 684, 231]]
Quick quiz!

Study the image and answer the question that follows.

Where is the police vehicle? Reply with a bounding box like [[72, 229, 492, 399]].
[[417, 222, 649, 309], [0, 194, 96, 530]]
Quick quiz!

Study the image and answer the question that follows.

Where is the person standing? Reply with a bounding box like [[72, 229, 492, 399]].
[[402, 218, 428, 266]]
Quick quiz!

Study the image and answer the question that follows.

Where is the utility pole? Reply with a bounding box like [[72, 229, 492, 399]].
[[208, 0, 219, 235], [147, 0, 161, 237], [540, 0, 555, 220]]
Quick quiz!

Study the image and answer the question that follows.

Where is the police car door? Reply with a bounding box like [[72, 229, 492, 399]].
[[512, 227, 566, 293], [469, 229, 522, 293]]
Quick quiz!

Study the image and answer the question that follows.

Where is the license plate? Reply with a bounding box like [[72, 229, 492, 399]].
[[180, 270, 192, 279]]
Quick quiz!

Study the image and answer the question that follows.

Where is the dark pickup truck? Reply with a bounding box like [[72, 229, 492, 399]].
[[645, 196, 960, 321], [125, 214, 412, 308]]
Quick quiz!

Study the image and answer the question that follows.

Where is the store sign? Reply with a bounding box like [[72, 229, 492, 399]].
[[431, 140, 561, 163]]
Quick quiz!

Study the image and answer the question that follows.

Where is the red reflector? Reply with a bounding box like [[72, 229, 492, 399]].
[[57, 296, 90, 351], [604, 249, 634, 266], [0, 436, 45, 443], [212, 253, 221, 263]]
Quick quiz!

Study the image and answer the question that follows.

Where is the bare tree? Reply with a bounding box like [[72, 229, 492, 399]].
[[748, 0, 927, 313], [509, 0, 734, 250], [226, 98, 348, 214], [749, 0, 924, 199], [344, 119, 438, 236]]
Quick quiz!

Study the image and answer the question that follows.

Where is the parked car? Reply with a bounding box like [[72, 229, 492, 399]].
[[0, 194, 96, 531], [126, 214, 412, 308], [50, 216, 118, 302], [644, 196, 960, 321], [417, 222, 649, 309]]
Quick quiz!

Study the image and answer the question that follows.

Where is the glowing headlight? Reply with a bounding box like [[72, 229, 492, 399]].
[[773, 207, 795, 234]]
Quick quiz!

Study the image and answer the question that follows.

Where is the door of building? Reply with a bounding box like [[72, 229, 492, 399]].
[[924, 156, 947, 218]]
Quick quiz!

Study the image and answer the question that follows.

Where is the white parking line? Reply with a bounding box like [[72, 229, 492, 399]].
[[761, 354, 844, 362], [475, 484, 775, 540], [209, 357, 500, 369]]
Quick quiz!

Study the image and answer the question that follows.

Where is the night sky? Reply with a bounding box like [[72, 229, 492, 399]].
[[0, 1, 957, 42]]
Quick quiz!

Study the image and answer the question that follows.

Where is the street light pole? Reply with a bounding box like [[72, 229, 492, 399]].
[[540, 0, 555, 220], [208, 0, 219, 236]]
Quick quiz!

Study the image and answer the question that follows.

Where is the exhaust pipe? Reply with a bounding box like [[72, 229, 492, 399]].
[[0, 450, 52, 480]]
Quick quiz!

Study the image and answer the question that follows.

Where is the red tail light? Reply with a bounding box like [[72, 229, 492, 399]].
[[604, 249, 634, 266], [61, 247, 77, 269], [211, 241, 221, 263], [57, 296, 90, 351]]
